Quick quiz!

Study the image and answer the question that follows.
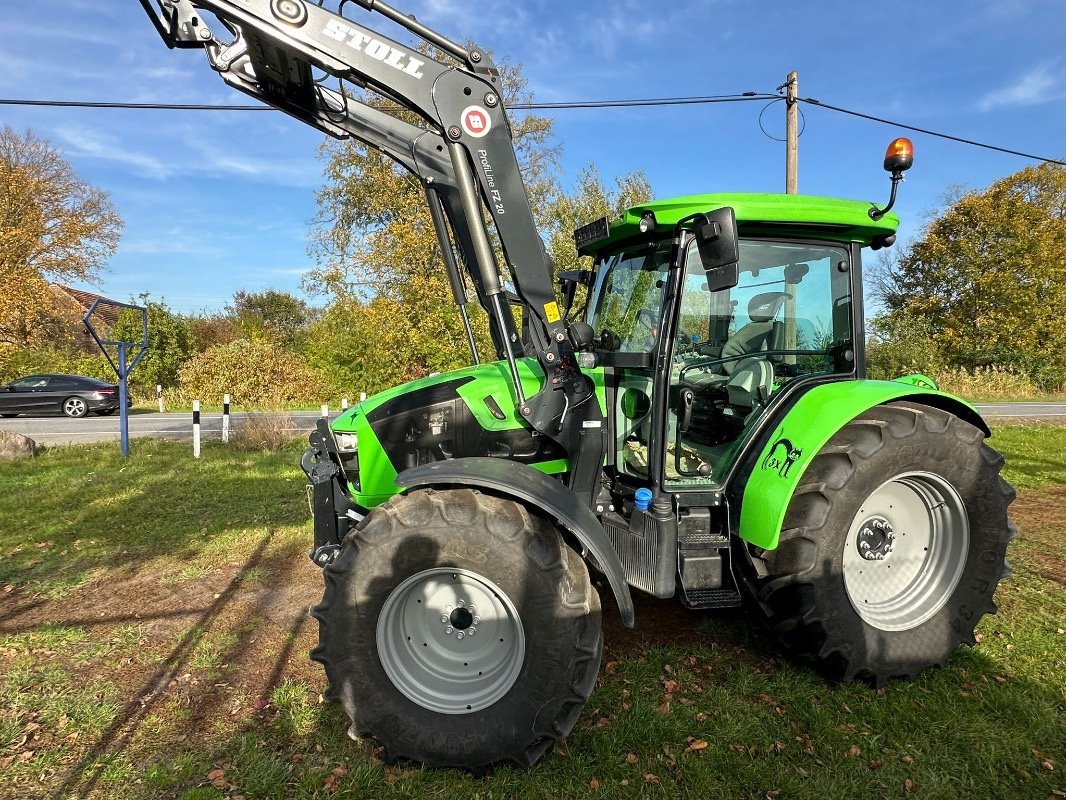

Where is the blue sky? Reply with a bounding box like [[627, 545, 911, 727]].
[[3, 0, 1063, 314]]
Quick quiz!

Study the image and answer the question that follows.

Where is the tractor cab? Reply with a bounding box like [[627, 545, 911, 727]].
[[572, 193, 899, 493]]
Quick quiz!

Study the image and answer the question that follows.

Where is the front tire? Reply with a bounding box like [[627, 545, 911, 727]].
[[747, 402, 1015, 685], [311, 488, 602, 769]]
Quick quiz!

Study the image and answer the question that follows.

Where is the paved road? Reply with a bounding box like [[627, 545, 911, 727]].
[[3, 403, 1064, 448], [0, 410, 338, 447], [973, 402, 1066, 419]]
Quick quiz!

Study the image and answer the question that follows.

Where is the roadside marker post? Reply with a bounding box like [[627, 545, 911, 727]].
[[321, 403, 329, 418], [359, 392, 367, 402], [222, 394, 231, 443], [341, 397, 349, 411], [193, 400, 201, 458], [156, 384, 164, 413], [83, 299, 149, 458]]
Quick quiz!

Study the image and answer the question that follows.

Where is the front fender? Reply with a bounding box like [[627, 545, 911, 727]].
[[395, 457, 635, 628], [737, 378, 987, 551]]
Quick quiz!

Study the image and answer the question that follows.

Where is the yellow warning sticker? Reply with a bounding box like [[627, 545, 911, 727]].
[[544, 301, 561, 323]]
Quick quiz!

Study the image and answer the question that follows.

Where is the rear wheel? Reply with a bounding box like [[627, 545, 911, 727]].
[[311, 488, 602, 769], [62, 397, 88, 418], [746, 402, 1015, 684]]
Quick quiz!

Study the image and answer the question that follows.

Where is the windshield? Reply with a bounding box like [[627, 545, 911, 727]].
[[586, 240, 673, 352]]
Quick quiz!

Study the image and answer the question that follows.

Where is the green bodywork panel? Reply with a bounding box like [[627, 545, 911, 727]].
[[331, 359, 606, 509], [738, 377, 982, 550], [584, 192, 899, 254]]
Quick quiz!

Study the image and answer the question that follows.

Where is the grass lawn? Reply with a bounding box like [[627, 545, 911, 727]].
[[0, 426, 1063, 800]]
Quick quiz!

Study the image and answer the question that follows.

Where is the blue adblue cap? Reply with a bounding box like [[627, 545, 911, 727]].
[[634, 488, 653, 511]]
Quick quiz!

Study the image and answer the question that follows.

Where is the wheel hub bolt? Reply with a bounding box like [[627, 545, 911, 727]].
[[857, 516, 895, 561]]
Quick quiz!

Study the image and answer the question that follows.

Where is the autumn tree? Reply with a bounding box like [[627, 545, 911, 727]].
[[227, 289, 314, 347], [874, 163, 1066, 389], [0, 127, 122, 348], [543, 164, 654, 274]]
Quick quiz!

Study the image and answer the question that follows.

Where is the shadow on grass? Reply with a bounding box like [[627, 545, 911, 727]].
[[131, 591, 1065, 800], [45, 530, 317, 800], [0, 440, 309, 601]]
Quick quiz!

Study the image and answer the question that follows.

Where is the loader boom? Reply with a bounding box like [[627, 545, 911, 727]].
[[138, 0, 603, 469]]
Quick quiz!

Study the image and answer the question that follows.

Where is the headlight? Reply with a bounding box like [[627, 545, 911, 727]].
[[334, 432, 358, 452]]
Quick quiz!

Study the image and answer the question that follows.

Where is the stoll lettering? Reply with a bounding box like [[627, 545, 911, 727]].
[[322, 19, 425, 79]]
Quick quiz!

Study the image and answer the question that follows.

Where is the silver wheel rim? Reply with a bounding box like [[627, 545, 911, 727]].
[[843, 471, 969, 632], [64, 398, 86, 416], [376, 567, 525, 714]]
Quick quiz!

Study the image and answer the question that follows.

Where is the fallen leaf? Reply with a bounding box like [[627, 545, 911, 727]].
[[625, 753, 639, 764], [685, 739, 709, 753], [904, 778, 914, 793], [643, 772, 660, 784], [901, 754, 915, 765], [846, 745, 861, 759], [867, 759, 883, 770], [663, 679, 680, 694], [589, 778, 600, 790]]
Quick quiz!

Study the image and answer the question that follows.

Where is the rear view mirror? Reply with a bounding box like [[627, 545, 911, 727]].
[[694, 207, 739, 291]]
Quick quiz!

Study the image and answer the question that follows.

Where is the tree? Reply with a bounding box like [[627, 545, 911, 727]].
[[0, 127, 122, 347], [227, 289, 314, 347], [111, 298, 195, 393], [875, 163, 1066, 389], [543, 164, 654, 274]]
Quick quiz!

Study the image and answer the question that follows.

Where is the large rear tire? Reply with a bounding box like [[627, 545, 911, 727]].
[[311, 487, 602, 769], [745, 402, 1015, 685]]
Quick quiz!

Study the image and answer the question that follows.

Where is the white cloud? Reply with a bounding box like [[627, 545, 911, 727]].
[[978, 62, 1062, 111], [51, 125, 173, 179]]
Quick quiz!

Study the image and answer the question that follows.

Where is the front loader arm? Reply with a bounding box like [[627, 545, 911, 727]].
[[140, 0, 599, 468]]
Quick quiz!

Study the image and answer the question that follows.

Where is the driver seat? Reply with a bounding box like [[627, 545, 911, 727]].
[[720, 291, 791, 375]]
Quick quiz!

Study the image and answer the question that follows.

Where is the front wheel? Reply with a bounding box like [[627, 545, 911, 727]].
[[311, 488, 602, 769], [746, 402, 1015, 685]]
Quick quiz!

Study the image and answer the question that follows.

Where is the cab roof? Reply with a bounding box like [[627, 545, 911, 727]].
[[582, 192, 899, 255]]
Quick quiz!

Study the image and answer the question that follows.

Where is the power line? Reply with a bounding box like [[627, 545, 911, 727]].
[[2, 93, 1062, 166], [513, 92, 776, 109], [0, 98, 272, 111], [800, 97, 1065, 167]]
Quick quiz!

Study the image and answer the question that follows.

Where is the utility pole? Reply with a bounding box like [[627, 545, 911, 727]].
[[785, 70, 798, 194]]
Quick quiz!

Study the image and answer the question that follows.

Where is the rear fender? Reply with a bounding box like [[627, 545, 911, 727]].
[[395, 457, 635, 627], [736, 378, 988, 551]]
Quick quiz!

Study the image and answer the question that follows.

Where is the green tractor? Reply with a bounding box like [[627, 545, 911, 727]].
[[142, 0, 1014, 771]]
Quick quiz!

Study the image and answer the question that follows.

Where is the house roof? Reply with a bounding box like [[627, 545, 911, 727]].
[[50, 285, 125, 328]]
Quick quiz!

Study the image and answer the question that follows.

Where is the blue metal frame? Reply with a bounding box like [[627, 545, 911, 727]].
[[82, 299, 149, 457]]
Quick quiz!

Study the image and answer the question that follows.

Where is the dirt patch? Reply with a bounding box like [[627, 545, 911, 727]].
[[1008, 486, 1066, 586]]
